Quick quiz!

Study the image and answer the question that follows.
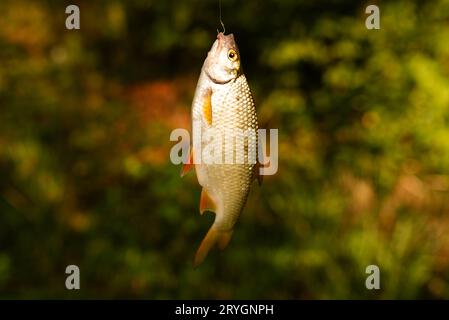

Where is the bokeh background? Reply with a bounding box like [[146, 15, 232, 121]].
[[1, 0, 449, 299]]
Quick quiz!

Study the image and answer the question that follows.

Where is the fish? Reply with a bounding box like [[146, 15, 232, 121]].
[[182, 32, 260, 267]]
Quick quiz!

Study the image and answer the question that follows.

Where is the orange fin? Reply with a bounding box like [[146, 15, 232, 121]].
[[193, 225, 233, 267], [199, 188, 217, 215], [180, 149, 194, 177], [202, 89, 212, 126]]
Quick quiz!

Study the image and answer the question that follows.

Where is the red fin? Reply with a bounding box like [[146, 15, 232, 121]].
[[199, 188, 216, 215], [193, 225, 233, 267], [180, 149, 194, 177]]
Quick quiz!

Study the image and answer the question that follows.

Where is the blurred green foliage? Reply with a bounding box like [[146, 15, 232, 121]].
[[1, 0, 449, 299]]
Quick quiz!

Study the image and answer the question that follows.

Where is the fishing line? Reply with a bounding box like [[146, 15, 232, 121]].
[[218, 0, 225, 34]]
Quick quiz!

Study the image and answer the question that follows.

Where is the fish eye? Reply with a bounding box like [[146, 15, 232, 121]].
[[228, 49, 238, 61]]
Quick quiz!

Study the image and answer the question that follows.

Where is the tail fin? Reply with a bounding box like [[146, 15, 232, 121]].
[[193, 225, 233, 267]]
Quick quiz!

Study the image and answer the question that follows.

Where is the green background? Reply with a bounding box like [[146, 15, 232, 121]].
[[1, 0, 449, 299]]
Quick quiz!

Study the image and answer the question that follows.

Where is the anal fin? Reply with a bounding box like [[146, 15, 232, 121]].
[[200, 188, 217, 215]]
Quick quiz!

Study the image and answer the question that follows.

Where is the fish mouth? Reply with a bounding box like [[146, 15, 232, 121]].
[[217, 32, 235, 46], [217, 32, 227, 41], [217, 32, 225, 52], [217, 32, 233, 39]]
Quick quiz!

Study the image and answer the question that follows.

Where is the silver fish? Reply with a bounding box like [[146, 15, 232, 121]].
[[182, 32, 260, 267]]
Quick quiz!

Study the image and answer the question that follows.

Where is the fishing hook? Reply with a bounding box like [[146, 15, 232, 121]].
[[217, 0, 226, 34]]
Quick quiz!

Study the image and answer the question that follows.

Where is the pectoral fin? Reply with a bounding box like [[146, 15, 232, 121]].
[[202, 89, 213, 126]]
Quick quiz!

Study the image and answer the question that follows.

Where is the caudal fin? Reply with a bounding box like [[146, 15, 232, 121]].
[[193, 225, 233, 267]]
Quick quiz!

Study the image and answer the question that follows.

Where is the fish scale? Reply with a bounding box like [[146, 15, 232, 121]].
[[206, 75, 258, 229]]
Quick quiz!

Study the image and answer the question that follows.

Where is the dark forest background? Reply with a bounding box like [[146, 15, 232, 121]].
[[2, 0, 449, 298]]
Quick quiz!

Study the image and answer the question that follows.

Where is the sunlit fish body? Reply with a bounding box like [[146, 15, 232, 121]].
[[182, 32, 260, 267]]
